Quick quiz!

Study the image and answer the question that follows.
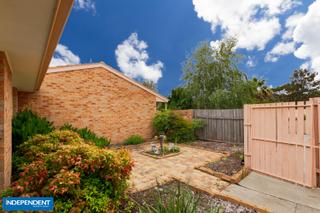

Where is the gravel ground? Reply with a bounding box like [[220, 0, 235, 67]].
[[130, 180, 256, 213]]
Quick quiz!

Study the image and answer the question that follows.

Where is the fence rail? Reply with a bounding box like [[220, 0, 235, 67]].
[[193, 109, 244, 144]]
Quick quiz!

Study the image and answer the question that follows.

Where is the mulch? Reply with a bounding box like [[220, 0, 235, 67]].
[[205, 152, 244, 176], [189, 141, 244, 154]]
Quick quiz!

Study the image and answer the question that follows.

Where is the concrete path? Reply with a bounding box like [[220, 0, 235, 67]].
[[223, 172, 320, 213], [128, 145, 229, 193]]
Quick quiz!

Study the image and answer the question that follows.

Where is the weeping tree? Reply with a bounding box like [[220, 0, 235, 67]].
[[142, 80, 158, 92], [182, 38, 263, 109]]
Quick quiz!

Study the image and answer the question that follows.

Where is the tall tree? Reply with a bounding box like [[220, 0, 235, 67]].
[[168, 87, 192, 109], [142, 80, 157, 92], [252, 78, 273, 102], [182, 38, 261, 109], [273, 69, 320, 102]]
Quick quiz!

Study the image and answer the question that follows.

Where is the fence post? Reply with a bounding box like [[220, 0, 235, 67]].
[[244, 105, 252, 168], [311, 98, 320, 187]]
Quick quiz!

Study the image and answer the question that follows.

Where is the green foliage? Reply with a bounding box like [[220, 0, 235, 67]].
[[168, 87, 192, 110], [152, 110, 176, 135], [138, 183, 222, 213], [152, 111, 204, 143], [12, 108, 54, 151], [272, 69, 320, 102], [3, 130, 133, 212], [124, 134, 144, 145], [60, 123, 110, 148], [181, 39, 264, 109]]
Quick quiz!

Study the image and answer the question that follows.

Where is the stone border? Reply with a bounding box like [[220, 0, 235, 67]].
[[196, 165, 250, 184], [140, 151, 182, 159]]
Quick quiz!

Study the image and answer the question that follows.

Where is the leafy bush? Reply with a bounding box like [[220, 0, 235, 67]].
[[123, 134, 144, 145], [60, 123, 110, 148], [12, 108, 54, 151], [3, 130, 133, 212], [152, 111, 204, 143]]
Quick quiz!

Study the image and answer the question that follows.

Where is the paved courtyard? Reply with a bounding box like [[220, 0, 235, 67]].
[[128, 144, 229, 193], [128, 144, 320, 213]]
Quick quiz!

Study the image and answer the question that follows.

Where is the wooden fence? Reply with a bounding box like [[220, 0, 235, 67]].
[[244, 98, 320, 187], [193, 109, 244, 144]]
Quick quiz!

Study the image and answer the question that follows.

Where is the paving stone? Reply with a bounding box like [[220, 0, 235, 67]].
[[128, 145, 229, 193]]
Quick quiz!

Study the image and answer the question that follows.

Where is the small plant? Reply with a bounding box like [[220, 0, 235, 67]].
[[138, 182, 222, 213], [147, 144, 180, 156], [60, 123, 110, 147], [124, 134, 144, 145], [12, 108, 54, 151], [163, 144, 180, 153]]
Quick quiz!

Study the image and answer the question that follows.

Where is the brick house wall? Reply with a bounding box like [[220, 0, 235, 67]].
[[12, 88, 18, 115], [0, 52, 13, 190], [18, 66, 158, 143]]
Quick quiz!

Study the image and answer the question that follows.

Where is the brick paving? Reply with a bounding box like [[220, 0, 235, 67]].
[[128, 144, 229, 193]]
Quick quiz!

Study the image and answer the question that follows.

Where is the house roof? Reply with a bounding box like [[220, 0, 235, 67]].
[[0, 0, 73, 92], [47, 62, 169, 103]]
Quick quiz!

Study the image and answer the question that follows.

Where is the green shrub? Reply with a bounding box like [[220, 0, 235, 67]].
[[60, 123, 110, 148], [152, 111, 204, 143], [3, 130, 133, 212], [123, 134, 144, 145], [12, 108, 54, 151]]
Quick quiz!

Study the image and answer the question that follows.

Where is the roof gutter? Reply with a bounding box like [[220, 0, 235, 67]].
[[34, 0, 74, 91]]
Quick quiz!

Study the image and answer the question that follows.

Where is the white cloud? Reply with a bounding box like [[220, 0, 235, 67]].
[[265, 41, 296, 62], [50, 44, 81, 67], [192, 0, 300, 51], [266, 0, 320, 72], [300, 61, 311, 70], [115, 33, 163, 83], [210, 40, 222, 50], [293, 0, 320, 72], [247, 56, 257, 68], [74, 0, 95, 12], [282, 12, 304, 40]]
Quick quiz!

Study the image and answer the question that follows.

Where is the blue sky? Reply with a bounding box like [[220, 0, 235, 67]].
[[52, 0, 320, 96]]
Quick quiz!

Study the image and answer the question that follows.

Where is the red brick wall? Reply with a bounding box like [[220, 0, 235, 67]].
[[18, 67, 157, 143], [12, 87, 18, 115], [0, 52, 13, 190]]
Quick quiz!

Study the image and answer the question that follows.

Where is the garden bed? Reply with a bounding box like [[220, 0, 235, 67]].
[[197, 152, 249, 183], [129, 180, 259, 213], [141, 149, 181, 159], [187, 141, 243, 154], [141, 143, 181, 159]]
